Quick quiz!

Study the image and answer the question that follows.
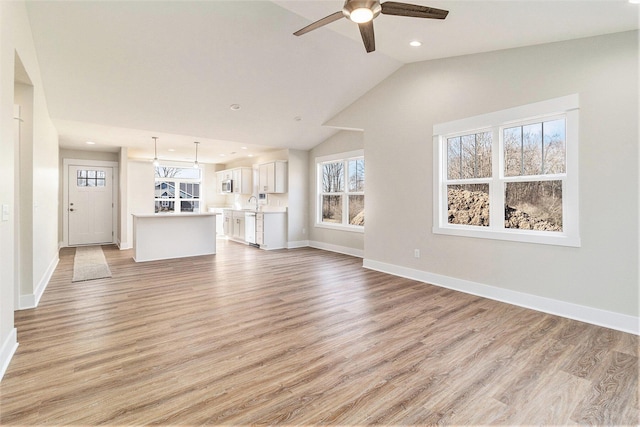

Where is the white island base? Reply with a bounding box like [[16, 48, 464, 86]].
[[132, 213, 217, 262]]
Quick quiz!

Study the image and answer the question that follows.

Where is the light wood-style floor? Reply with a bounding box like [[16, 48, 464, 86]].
[[1, 241, 638, 425]]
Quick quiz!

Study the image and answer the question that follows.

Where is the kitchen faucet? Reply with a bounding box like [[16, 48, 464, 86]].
[[248, 196, 258, 211]]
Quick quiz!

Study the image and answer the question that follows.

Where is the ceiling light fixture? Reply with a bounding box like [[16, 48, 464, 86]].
[[152, 137, 159, 166], [349, 7, 374, 23], [629, 0, 640, 4], [409, 40, 422, 47], [193, 141, 200, 168], [86, 141, 96, 145]]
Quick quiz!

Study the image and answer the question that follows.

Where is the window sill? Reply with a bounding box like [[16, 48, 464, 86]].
[[433, 225, 580, 247], [315, 223, 365, 234]]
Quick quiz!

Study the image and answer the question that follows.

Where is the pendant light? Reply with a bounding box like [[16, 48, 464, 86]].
[[152, 136, 159, 166], [193, 141, 200, 168]]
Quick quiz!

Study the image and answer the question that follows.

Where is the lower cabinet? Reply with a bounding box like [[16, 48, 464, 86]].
[[256, 212, 286, 250], [232, 211, 245, 241]]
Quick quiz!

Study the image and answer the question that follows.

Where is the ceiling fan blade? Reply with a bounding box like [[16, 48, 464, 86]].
[[381, 2, 449, 19], [358, 21, 376, 53], [293, 11, 345, 36]]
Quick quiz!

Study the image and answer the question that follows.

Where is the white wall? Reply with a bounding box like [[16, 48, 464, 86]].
[[127, 160, 155, 244], [308, 130, 364, 256], [326, 31, 639, 331], [0, 0, 59, 380]]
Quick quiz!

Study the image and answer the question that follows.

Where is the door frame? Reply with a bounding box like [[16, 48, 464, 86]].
[[62, 158, 119, 247]]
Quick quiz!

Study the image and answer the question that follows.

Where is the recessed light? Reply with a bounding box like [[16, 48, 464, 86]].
[[85, 141, 96, 145], [629, 0, 639, 4], [294, 116, 302, 122], [241, 146, 248, 150], [220, 154, 226, 157], [248, 154, 254, 157], [409, 40, 422, 47], [168, 148, 175, 152], [230, 104, 241, 111]]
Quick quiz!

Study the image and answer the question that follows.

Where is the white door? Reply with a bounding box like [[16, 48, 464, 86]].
[[68, 165, 113, 245]]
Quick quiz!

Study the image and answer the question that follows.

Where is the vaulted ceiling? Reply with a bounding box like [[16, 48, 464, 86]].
[[25, 1, 638, 164]]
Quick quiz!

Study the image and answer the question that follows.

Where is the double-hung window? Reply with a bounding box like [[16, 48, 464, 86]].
[[316, 150, 365, 231], [154, 166, 202, 213], [433, 95, 580, 247]]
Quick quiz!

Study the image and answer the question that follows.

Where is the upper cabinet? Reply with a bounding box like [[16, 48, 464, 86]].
[[232, 167, 252, 194], [217, 167, 252, 195], [258, 161, 287, 194]]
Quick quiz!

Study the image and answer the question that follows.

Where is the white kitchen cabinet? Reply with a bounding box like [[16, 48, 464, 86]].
[[232, 211, 245, 241], [232, 167, 253, 194], [258, 161, 287, 194], [256, 212, 287, 249], [223, 210, 233, 236]]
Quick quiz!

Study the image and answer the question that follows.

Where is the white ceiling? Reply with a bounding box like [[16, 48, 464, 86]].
[[25, 0, 638, 165]]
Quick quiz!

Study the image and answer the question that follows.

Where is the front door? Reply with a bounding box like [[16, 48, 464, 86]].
[[68, 165, 113, 245]]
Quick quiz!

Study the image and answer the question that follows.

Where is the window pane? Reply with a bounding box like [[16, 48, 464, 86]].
[[97, 170, 106, 179], [155, 200, 175, 213], [155, 166, 201, 179], [348, 195, 364, 226], [179, 183, 200, 199], [322, 195, 342, 224], [447, 184, 490, 227], [96, 179, 106, 187], [77, 178, 86, 187], [180, 200, 199, 212], [448, 132, 492, 179], [504, 126, 522, 177], [322, 162, 344, 193], [505, 181, 562, 231], [155, 181, 175, 198], [447, 136, 461, 179], [87, 178, 96, 187], [522, 123, 542, 175], [348, 159, 365, 192], [78, 170, 87, 178], [543, 119, 566, 174], [87, 170, 96, 179]]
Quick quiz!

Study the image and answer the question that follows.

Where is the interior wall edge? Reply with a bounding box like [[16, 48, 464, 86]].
[[363, 258, 639, 336], [17, 253, 58, 310], [0, 328, 18, 383]]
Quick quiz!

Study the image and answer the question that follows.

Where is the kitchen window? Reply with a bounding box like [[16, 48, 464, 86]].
[[433, 95, 580, 247], [316, 150, 364, 231], [154, 166, 201, 213]]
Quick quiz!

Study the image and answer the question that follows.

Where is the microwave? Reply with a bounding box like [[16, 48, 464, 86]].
[[221, 179, 233, 193]]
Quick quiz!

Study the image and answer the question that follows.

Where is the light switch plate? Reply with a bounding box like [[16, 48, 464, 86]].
[[2, 204, 9, 221]]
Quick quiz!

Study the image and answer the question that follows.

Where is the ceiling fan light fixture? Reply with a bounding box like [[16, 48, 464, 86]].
[[349, 7, 374, 23]]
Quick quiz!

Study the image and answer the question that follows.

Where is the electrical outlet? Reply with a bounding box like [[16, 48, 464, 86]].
[[414, 249, 420, 258]]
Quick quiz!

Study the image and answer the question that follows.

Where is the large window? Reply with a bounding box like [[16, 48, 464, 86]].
[[154, 166, 201, 213], [316, 150, 364, 231], [433, 95, 579, 247]]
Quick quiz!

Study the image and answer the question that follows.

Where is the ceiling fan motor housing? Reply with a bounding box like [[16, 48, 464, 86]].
[[342, 0, 382, 22]]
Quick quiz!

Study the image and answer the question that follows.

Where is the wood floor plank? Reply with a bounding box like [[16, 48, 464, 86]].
[[0, 241, 638, 425]]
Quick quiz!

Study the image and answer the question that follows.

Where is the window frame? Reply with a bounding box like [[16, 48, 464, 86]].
[[154, 165, 202, 214], [315, 150, 365, 233], [433, 95, 580, 247]]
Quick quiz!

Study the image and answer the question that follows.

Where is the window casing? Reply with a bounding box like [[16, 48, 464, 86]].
[[316, 150, 365, 232], [154, 166, 202, 213], [433, 95, 580, 247]]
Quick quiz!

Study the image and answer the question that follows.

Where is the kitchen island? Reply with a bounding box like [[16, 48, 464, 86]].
[[132, 212, 218, 262]]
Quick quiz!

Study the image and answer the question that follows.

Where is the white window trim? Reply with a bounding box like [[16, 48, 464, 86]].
[[315, 149, 365, 233], [433, 94, 580, 247]]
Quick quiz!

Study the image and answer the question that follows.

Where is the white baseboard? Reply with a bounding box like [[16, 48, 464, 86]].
[[309, 241, 364, 258], [288, 240, 309, 249], [0, 328, 18, 382], [363, 259, 639, 335], [19, 253, 59, 310]]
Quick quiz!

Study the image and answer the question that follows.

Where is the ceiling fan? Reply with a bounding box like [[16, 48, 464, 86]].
[[293, 0, 449, 53]]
